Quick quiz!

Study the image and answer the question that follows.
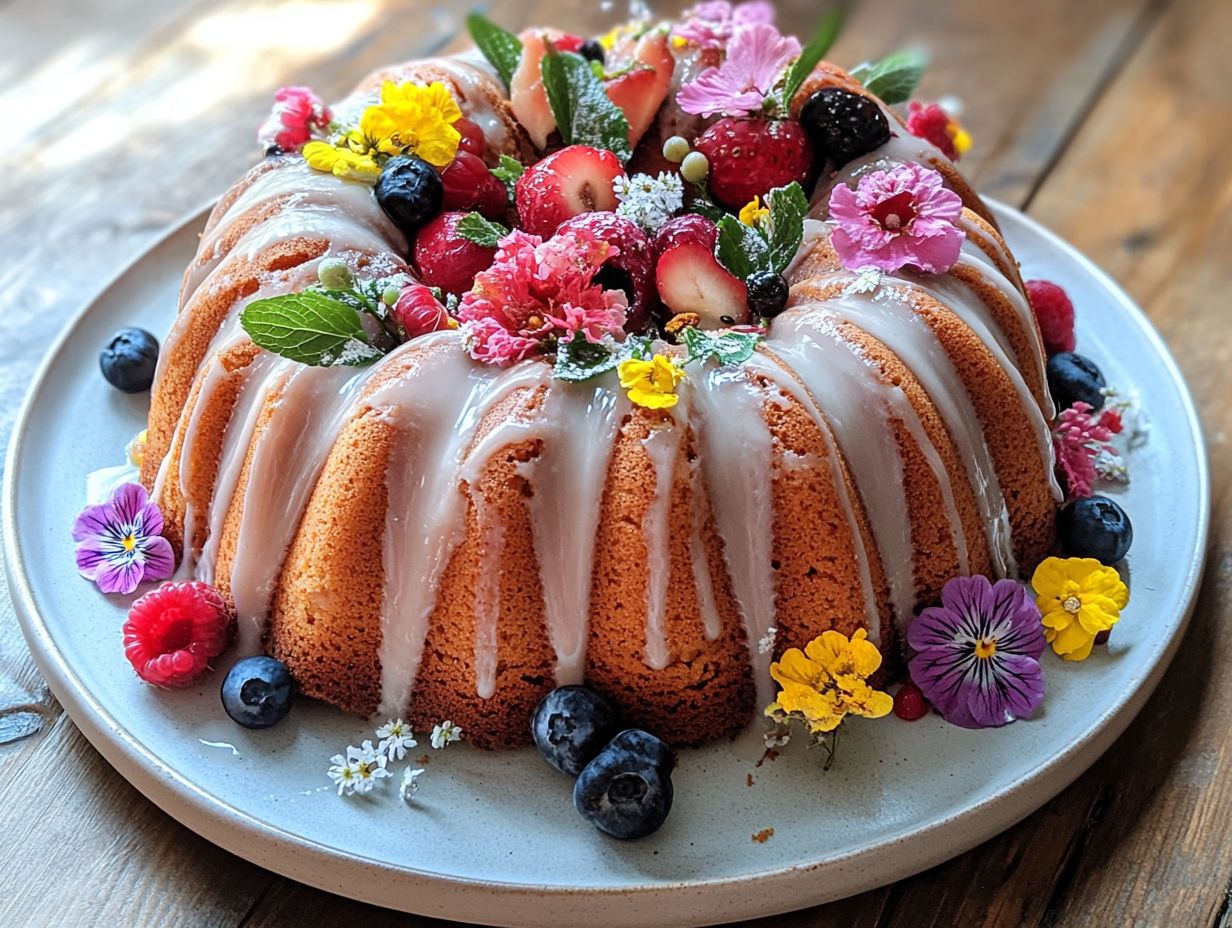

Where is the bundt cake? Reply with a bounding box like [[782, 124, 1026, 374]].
[[138, 7, 1060, 748]]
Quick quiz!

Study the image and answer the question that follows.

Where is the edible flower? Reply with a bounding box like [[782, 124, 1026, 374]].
[[618, 354, 686, 409], [907, 575, 1046, 729], [430, 720, 464, 749], [258, 85, 331, 152], [458, 228, 628, 366], [360, 80, 462, 167], [739, 195, 769, 228], [827, 162, 965, 275], [906, 101, 971, 162], [126, 428, 148, 469], [303, 134, 382, 182], [399, 766, 426, 801], [391, 283, 457, 339], [376, 718, 418, 762], [764, 628, 893, 734], [672, 0, 776, 50], [72, 483, 175, 595], [1032, 557, 1129, 662], [677, 23, 801, 117], [613, 172, 685, 232], [328, 740, 392, 796], [1053, 400, 1121, 499]]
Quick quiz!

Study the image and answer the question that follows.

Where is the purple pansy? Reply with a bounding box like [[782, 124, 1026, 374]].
[[677, 23, 801, 118], [907, 574, 1046, 729], [671, 0, 776, 49], [72, 483, 175, 595]]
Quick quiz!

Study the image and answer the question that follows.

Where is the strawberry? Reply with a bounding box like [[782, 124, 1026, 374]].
[[123, 582, 234, 688], [552, 34, 586, 54], [556, 212, 657, 332], [694, 117, 814, 210], [604, 32, 675, 151], [510, 30, 559, 150], [454, 117, 486, 158], [441, 151, 508, 220], [414, 211, 498, 296], [652, 215, 749, 328], [1025, 279, 1076, 356], [514, 145, 625, 237]]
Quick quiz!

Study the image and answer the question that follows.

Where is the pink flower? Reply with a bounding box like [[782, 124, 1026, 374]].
[[258, 86, 331, 152], [1053, 401, 1119, 499], [677, 24, 801, 117], [828, 163, 965, 274], [391, 283, 455, 339], [457, 229, 628, 366], [672, 1, 776, 49]]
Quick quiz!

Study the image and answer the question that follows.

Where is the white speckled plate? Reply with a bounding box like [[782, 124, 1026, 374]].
[[3, 200, 1209, 927]]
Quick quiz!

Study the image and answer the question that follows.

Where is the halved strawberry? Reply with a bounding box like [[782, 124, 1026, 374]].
[[510, 29, 559, 150], [605, 32, 675, 151], [653, 215, 749, 328], [514, 145, 625, 237]]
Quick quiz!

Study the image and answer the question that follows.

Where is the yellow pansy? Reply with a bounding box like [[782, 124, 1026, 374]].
[[303, 140, 382, 183], [359, 80, 462, 167], [765, 629, 893, 733], [739, 195, 769, 228], [618, 354, 685, 409], [1032, 556, 1129, 662]]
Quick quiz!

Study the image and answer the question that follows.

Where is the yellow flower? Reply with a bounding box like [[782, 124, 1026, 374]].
[[303, 140, 382, 183], [618, 354, 685, 409], [765, 629, 892, 733], [1032, 556, 1129, 661], [947, 118, 972, 157], [126, 428, 148, 468], [359, 80, 461, 167], [739, 195, 769, 228]]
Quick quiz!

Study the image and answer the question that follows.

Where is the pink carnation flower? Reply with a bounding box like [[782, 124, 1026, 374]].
[[1053, 401, 1119, 498], [458, 229, 628, 366], [827, 163, 965, 274], [677, 23, 801, 118], [258, 86, 331, 152], [391, 283, 455, 339], [672, 1, 776, 49]]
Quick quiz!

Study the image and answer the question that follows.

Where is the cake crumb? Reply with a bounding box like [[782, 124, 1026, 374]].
[[756, 749, 780, 768], [746, 773, 754, 787], [417, 755, 431, 765], [752, 828, 774, 844]]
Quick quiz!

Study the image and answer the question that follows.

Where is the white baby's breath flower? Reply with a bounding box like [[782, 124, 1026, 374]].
[[844, 266, 883, 295], [375, 718, 417, 761], [757, 627, 777, 655], [430, 720, 463, 750], [327, 752, 361, 796], [348, 740, 392, 794], [399, 767, 426, 802], [613, 171, 684, 232]]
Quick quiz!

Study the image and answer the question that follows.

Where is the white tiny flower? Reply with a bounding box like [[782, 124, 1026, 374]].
[[376, 718, 418, 761], [613, 171, 684, 233], [844, 266, 883, 295], [430, 720, 463, 750], [399, 767, 426, 802], [348, 740, 392, 794], [328, 752, 361, 796], [757, 627, 777, 655]]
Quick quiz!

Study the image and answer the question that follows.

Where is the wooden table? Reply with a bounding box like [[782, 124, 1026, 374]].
[[1, 0, 1228, 924]]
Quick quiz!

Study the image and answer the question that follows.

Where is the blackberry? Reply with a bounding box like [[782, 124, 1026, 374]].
[[800, 87, 891, 168], [579, 39, 605, 64]]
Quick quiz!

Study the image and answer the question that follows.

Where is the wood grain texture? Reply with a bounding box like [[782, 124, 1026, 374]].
[[0, 0, 1228, 925]]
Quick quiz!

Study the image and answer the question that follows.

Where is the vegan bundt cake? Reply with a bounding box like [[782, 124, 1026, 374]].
[[139, 8, 1060, 748]]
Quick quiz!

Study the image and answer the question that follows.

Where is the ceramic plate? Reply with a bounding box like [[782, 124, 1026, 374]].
[[3, 201, 1209, 927]]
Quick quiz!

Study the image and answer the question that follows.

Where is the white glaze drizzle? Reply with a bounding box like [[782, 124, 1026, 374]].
[[640, 417, 683, 671]]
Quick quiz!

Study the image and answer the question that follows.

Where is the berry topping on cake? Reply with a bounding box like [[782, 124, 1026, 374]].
[[441, 151, 509, 220], [893, 681, 929, 721], [694, 117, 813, 210], [100, 327, 160, 394], [1025, 279, 1077, 356], [604, 32, 676, 150], [573, 729, 675, 839], [510, 30, 561, 150], [557, 212, 657, 331], [375, 155, 444, 235], [746, 270, 789, 318], [531, 685, 621, 776], [221, 655, 295, 729], [453, 117, 486, 157], [653, 215, 750, 328], [679, 150, 710, 184], [414, 211, 499, 296], [1046, 352, 1107, 411], [514, 145, 625, 237], [1058, 496, 1133, 564], [662, 135, 690, 164], [799, 87, 891, 169], [391, 283, 456, 339], [905, 101, 970, 162], [579, 38, 605, 63], [123, 582, 234, 688]]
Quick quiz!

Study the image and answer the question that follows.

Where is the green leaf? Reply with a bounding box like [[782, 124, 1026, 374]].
[[540, 50, 632, 162], [781, 7, 845, 108], [849, 48, 927, 105], [491, 154, 524, 201], [240, 291, 382, 367], [456, 212, 510, 247], [681, 327, 763, 367], [553, 338, 622, 382], [765, 182, 810, 275], [466, 13, 523, 91], [715, 215, 771, 280]]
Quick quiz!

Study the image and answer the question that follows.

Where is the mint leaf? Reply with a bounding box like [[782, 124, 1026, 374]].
[[541, 50, 632, 162], [781, 8, 845, 108], [765, 182, 809, 275], [492, 154, 524, 186], [240, 291, 381, 367], [681, 327, 763, 367], [456, 212, 509, 247], [850, 49, 926, 105], [553, 338, 622, 382], [715, 215, 771, 280], [466, 14, 522, 91]]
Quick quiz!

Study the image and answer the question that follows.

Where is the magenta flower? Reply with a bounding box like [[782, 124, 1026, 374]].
[[1053, 401, 1119, 498], [907, 575, 1046, 730], [257, 85, 331, 152], [72, 483, 175, 595], [392, 283, 455, 340], [828, 163, 965, 275], [672, 0, 776, 49], [677, 24, 801, 117]]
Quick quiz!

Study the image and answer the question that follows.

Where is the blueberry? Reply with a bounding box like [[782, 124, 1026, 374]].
[[375, 155, 443, 236], [221, 656, 294, 729], [746, 271, 789, 318], [800, 87, 891, 168], [531, 685, 620, 776], [100, 327, 160, 393], [1046, 352, 1106, 411], [573, 729, 674, 839], [1059, 495, 1133, 563], [579, 39, 605, 64]]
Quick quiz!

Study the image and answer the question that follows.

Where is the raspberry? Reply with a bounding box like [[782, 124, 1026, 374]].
[[906, 102, 961, 161], [414, 210, 498, 296], [893, 681, 929, 721], [454, 117, 486, 157], [123, 582, 234, 688], [1025, 279, 1076, 356], [556, 212, 656, 331], [693, 117, 813, 210], [440, 151, 508, 221], [800, 88, 891, 169]]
